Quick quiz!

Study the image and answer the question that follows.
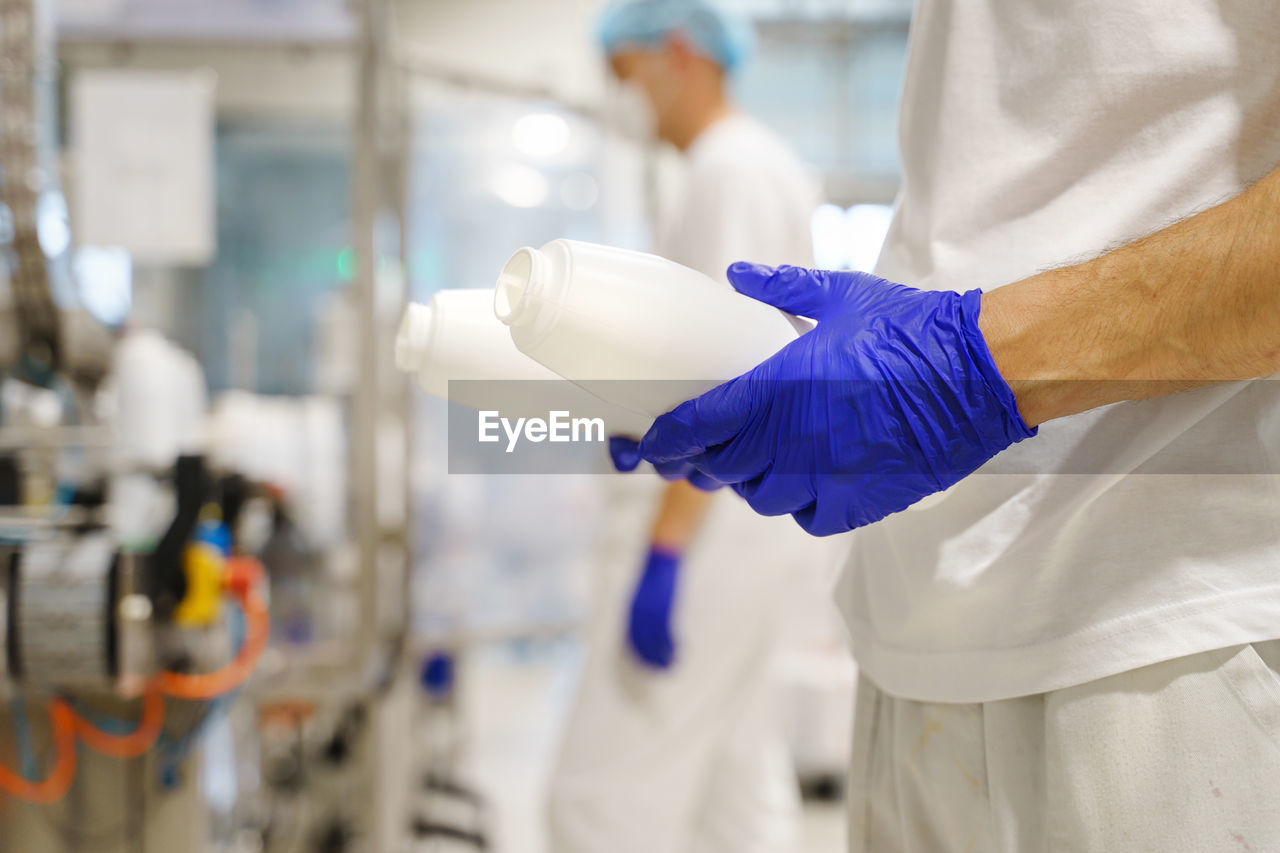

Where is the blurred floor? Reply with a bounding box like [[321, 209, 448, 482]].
[[465, 642, 847, 853], [802, 801, 847, 851]]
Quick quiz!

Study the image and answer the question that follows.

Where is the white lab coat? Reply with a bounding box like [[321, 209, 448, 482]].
[[549, 114, 846, 853]]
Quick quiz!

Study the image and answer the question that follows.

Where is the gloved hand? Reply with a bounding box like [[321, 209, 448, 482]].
[[609, 437, 724, 492], [627, 546, 681, 669], [610, 263, 1036, 535]]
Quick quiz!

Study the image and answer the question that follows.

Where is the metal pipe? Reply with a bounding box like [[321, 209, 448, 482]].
[[0, 426, 113, 450], [396, 50, 603, 120], [350, 0, 384, 691]]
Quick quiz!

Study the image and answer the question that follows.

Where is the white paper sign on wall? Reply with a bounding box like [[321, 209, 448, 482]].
[[71, 69, 217, 265]]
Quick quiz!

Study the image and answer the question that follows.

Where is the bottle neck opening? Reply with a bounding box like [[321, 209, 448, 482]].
[[495, 246, 548, 327]]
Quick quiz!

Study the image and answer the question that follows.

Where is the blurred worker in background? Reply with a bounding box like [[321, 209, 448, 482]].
[[547, 2, 843, 852]]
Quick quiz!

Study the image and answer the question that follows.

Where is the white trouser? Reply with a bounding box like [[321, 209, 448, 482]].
[[550, 479, 837, 853], [848, 640, 1280, 853]]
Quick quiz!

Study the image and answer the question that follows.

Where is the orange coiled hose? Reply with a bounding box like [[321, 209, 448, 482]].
[[0, 699, 78, 805], [69, 687, 166, 759], [156, 558, 269, 700], [1, 556, 270, 803]]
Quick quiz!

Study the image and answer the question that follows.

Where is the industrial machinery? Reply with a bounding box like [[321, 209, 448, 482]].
[[0, 0, 444, 846], [0, 0, 275, 847], [0, 452, 270, 799]]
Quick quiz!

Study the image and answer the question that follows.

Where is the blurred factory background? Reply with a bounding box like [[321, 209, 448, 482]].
[[0, 1, 910, 850]]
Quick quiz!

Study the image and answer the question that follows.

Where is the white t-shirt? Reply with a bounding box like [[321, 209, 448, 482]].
[[839, 0, 1280, 702], [658, 113, 819, 275]]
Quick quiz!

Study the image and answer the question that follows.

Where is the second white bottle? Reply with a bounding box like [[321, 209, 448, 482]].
[[494, 239, 806, 420]]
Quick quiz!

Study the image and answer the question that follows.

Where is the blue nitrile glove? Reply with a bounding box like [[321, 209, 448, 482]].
[[627, 546, 681, 669], [609, 264, 1036, 536], [608, 436, 725, 492]]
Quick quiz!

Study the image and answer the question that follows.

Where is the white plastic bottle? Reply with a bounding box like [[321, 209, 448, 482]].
[[396, 289, 649, 435], [494, 239, 806, 419], [396, 289, 548, 395]]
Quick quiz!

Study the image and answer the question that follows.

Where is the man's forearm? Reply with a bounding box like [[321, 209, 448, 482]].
[[980, 166, 1280, 427], [649, 480, 714, 552]]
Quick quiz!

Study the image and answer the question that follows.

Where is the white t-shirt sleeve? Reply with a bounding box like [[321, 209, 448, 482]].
[[656, 116, 818, 283], [677, 162, 775, 283], [668, 141, 817, 285]]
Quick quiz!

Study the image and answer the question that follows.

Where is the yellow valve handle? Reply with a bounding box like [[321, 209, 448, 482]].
[[173, 542, 225, 627]]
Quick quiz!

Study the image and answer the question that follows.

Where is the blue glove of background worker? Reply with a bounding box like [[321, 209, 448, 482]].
[[611, 263, 1037, 535], [627, 546, 680, 669]]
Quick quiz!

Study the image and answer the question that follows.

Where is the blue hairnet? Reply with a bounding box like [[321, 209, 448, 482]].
[[598, 0, 756, 73]]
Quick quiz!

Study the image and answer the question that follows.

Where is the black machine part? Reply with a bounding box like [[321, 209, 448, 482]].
[[149, 455, 212, 620]]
